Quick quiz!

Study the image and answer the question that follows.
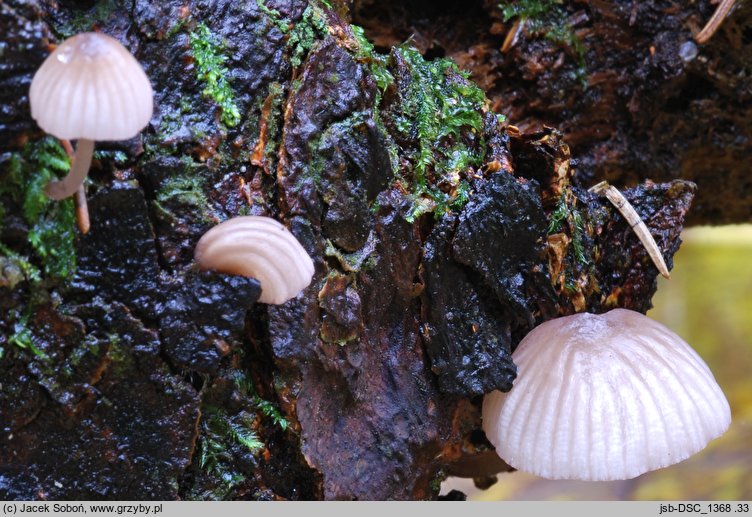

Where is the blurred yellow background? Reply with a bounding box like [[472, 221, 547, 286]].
[[450, 225, 752, 500]]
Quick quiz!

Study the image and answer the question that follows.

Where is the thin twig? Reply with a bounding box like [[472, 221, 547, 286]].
[[589, 181, 670, 279], [695, 0, 737, 44], [501, 18, 525, 53]]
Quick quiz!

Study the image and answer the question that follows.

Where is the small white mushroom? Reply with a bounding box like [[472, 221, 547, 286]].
[[29, 32, 153, 200], [482, 309, 731, 481], [194, 216, 315, 305]]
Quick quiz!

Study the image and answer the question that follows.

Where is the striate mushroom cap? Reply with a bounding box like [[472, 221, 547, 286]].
[[194, 216, 315, 305], [482, 308, 731, 481], [29, 32, 153, 141]]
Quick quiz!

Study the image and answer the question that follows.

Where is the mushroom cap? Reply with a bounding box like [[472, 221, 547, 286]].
[[482, 309, 731, 481], [194, 216, 315, 305], [29, 32, 153, 141]]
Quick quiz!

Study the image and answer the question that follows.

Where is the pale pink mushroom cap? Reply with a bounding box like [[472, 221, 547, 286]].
[[482, 309, 731, 481], [29, 32, 153, 141], [194, 216, 315, 305]]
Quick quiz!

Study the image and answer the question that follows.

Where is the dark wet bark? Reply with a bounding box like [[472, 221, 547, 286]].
[[1, 0, 700, 500], [353, 0, 752, 225]]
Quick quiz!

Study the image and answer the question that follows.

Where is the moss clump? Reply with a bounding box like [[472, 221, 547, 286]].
[[284, 4, 328, 68], [0, 244, 41, 287], [5, 308, 46, 359], [548, 191, 588, 266], [153, 162, 214, 225], [548, 191, 593, 296], [189, 23, 241, 128], [54, 0, 119, 38], [350, 25, 394, 92], [256, 1, 329, 68], [0, 138, 77, 360], [193, 404, 264, 500], [255, 0, 289, 33], [0, 137, 76, 283], [390, 46, 487, 222], [188, 369, 290, 499], [499, 0, 586, 85], [199, 405, 265, 468], [156, 175, 208, 209], [233, 371, 290, 431]]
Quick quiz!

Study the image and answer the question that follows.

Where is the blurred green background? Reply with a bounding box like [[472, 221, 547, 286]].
[[450, 225, 752, 500]]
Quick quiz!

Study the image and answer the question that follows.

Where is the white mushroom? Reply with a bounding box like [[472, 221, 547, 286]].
[[29, 32, 153, 200], [482, 309, 731, 481], [194, 216, 315, 305]]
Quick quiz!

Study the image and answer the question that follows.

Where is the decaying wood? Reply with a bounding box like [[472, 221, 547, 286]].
[[353, 0, 752, 224], [0, 0, 704, 500]]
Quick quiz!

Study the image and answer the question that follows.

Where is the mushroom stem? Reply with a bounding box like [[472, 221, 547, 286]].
[[45, 138, 95, 200], [695, 0, 737, 44], [59, 138, 91, 234], [74, 186, 91, 234], [501, 18, 524, 53]]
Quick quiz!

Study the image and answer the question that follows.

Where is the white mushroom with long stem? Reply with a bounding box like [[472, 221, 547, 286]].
[[29, 32, 153, 200], [194, 216, 315, 305], [482, 309, 731, 481]]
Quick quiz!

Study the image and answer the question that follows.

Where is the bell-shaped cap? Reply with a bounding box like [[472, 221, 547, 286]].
[[482, 309, 731, 481], [194, 216, 315, 305], [29, 32, 153, 141]]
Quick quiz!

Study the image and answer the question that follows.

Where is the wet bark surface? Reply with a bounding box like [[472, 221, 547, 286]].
[[1, 0, 700, 500], [352, 0, 752, 224]]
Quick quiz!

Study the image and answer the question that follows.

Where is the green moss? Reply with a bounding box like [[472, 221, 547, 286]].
[[391, 46, 487, 222], [93, 150, 128, 166], [499, 0, 555, 22], [256, 1, 328, 68], [189, 23, 241, 128], [304, 112, 369, 198], [499, 0, 587, 85], [350, 25, 394, 92], [7, 309, 46, 359], [199, 408, 263, 467], [68, 335, 100, 368], [157, 175, 208, 208], [54, 0, 119, 38], [256, 0, 289, 33], [429, 472, 446, 494], [194, 404, 263, 500], [569, 206, 587, 265], [548, 192, 588, 266], [192, 369, 287, 499], [233, 371, 290, 431], [547, 193, 568, 233], [164, 17, 189, 40], [0, 244, 41, 286], [0, 137, 76, 283]]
